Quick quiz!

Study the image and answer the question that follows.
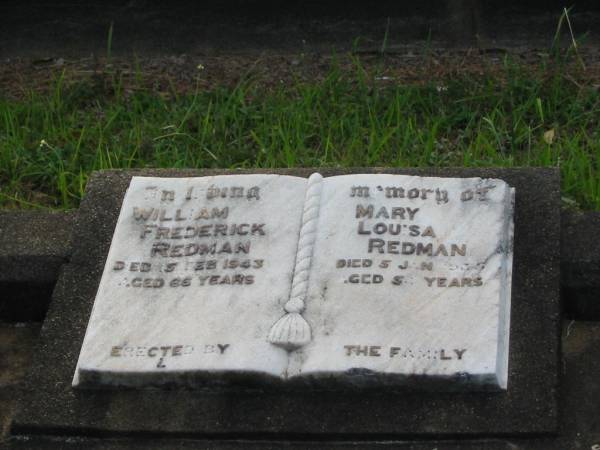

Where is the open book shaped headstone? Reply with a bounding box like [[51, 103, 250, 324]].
[[73, 173, 514, 390]]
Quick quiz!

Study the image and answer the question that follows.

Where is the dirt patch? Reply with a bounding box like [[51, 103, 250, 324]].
[[3, 47, 600, 101]]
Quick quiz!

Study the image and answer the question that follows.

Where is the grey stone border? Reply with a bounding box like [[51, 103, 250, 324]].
[[562, 210, 600, 320], [0, 211, 73, 321], [12, 167, 560, 437]]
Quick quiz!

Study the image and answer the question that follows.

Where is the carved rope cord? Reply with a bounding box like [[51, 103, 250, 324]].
[[267, 172, 323, 351]]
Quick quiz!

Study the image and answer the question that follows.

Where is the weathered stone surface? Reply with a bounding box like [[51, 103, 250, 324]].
[[74, 175, 306, 387], [73, 173, 513, 390], [0, 211, 73, 321], [298, 174, 514, 389], [13, 168, 560, 437]]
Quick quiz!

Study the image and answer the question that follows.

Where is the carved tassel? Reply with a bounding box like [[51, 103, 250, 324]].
[[267, 172, 323, 351]]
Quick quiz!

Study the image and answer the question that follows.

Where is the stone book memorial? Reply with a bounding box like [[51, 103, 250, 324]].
[[73, 173, 514, 390]]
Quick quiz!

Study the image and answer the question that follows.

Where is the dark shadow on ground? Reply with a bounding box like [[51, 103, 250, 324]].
[[1, 0, 600, 58]]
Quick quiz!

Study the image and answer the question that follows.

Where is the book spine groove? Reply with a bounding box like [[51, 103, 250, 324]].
[[267, 172, 323, 351]]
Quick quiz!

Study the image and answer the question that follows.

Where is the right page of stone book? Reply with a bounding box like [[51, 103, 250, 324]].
[[293, 174, 514, 389]]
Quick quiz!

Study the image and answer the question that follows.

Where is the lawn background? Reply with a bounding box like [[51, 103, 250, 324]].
[[1, 53, 598, 210]]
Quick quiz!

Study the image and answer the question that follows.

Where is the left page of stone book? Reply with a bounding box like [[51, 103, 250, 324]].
[[73, 174, 308, 388]]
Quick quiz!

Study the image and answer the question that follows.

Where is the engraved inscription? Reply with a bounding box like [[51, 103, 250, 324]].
[[344, 345, 468, 360], [330, 182, 496, 291], [104, 183, 274, 292]]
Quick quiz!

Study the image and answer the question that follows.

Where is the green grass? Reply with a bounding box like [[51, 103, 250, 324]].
[[1, 56, 599, 210]]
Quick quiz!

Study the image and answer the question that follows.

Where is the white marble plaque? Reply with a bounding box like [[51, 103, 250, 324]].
[[74, 175, 307, 386], [74, 173, 514, 390], [297, 175, 514, 389]]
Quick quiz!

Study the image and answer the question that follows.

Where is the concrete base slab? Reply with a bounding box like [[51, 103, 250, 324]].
[[12, 168, 560, 438]]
